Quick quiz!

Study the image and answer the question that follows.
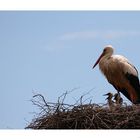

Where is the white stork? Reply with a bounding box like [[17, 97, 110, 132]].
[[104, 92, 114, 107], [93, 45, 140, 104]]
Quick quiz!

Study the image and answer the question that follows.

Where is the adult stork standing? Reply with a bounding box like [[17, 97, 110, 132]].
[[93, 45, 140, 104]]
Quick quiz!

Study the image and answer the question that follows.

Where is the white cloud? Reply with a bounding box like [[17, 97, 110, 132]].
[[59, 30, 140, 41], [59, 31, 98, 40], [44, 30, 140, 52]]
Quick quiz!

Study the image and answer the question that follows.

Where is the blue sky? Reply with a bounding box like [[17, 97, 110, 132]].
[[1, 11, 140, 129]]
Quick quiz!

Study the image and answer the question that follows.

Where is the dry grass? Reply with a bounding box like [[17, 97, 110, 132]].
[[26, 92, 140, 129]]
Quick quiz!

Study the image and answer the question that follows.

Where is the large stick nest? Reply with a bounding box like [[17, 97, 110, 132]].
[[26, 92, 140, 129]]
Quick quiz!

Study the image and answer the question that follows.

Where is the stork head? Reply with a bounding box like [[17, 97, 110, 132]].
[[114, 93, 121, 100], [104, 92, 113, 98], [92, 45, 114, 69]]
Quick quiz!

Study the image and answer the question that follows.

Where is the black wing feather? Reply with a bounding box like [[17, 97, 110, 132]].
[[125, 72, 140, 104]]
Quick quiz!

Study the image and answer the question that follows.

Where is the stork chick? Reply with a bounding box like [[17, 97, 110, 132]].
[[104, 92, 114, 107], [114, 93, 123, 106]]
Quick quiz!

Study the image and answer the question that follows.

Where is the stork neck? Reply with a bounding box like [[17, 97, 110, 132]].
[[101, 53, 112, 61]]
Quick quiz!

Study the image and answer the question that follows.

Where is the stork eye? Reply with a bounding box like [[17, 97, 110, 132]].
[[103, 48, 107, 53]]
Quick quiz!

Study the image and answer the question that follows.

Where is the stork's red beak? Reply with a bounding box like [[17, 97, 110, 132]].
[[92, 52, 104, 69]]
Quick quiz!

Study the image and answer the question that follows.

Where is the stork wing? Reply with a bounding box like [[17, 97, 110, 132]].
[[114, 55, 138, 77], [127, 62, 139, 76], [111, 55, 140, 103]]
